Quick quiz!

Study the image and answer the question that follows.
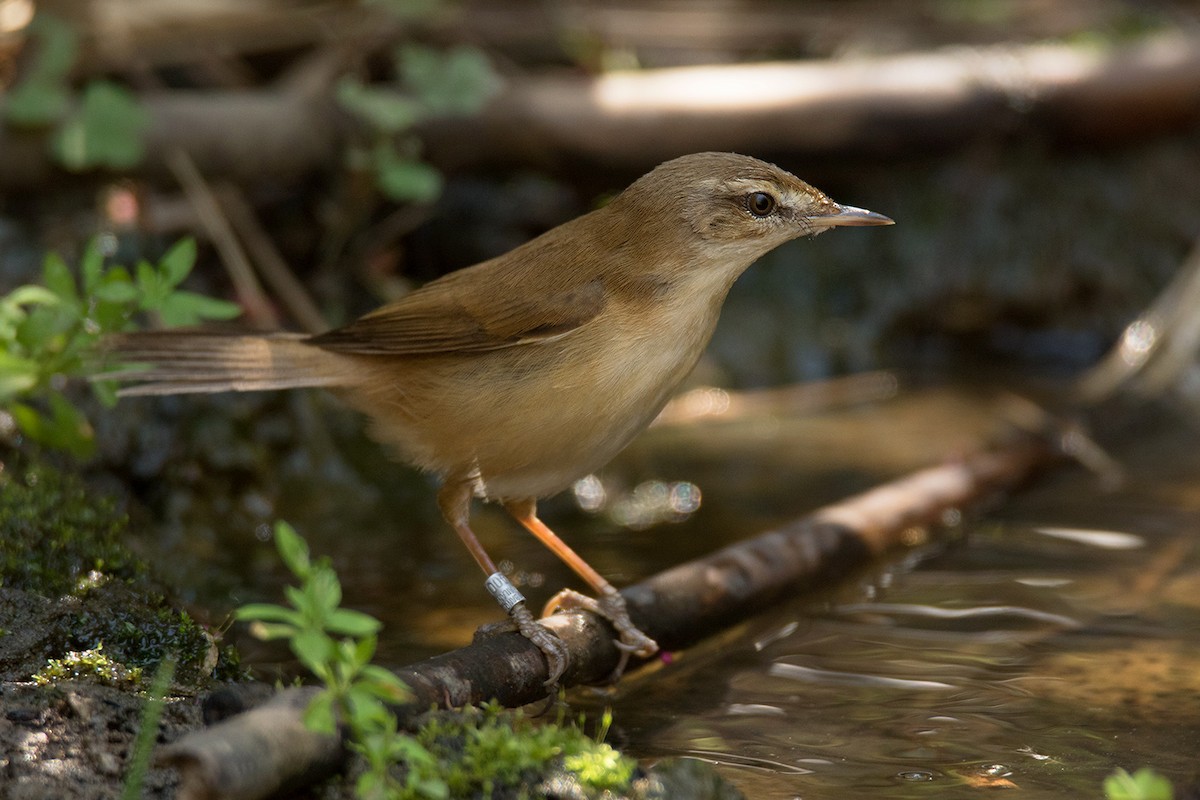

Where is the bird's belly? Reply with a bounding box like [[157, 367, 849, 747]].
[[472, 335, 703, 499], [357, 317, 711, 500]]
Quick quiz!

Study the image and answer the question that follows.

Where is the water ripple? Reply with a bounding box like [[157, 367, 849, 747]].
[[768, 662, 957, 691], [835, 602, 1079, 628]]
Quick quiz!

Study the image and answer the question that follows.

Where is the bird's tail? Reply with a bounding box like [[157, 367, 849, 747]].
[[99, 331, 352, 396]]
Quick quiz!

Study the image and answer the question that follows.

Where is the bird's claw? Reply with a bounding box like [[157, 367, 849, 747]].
[[545, 587, 658, 677], [509, 601, 570, 688], [474, 601, 570, 689]]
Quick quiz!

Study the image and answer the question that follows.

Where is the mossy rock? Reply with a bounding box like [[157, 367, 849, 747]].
[[0, 459, 141, 595], [0, 454, 241, 687]]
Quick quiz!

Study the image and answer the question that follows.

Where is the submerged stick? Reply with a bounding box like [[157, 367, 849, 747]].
[[1075, 234, 1200, 402], [163, 430, 1055, 799]]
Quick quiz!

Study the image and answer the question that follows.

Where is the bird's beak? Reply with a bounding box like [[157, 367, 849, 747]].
[[812, 204, 894, 228]]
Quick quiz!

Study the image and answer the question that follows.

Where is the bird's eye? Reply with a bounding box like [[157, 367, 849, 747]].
[[746, 192, 776, 217]]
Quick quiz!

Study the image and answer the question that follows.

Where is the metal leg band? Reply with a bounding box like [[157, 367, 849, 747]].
[[484, 572, 525, 612]]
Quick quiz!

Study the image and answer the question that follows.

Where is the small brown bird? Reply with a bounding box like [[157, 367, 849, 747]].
[[108, 152, 892, 683]]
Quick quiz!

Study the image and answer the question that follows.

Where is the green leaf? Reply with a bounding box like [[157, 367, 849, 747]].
[[326, 608, 382, 638], [0, 354, 40, 401], [159, 238, 197, 287], [307, 568, 343, 615], [372, 145, 443, 203], [302, 689, 339, 736], [345, 684, 389, 723], [7, 402, 43, 436], [398, 44, 499, 116], [3, 284, 60, 309], [10, 393, 95, 458], [337, 78, 425, 134], [352, 633, 378, 668], [157, 291, 241, 327], [15, 303, 74, 354], [1105, 768, 1173, 800], [42, 253, 79, 304], [273, 521, 311, 578], [6, 81, 71, 127], [135, 260, 166, 310], [93, 278, 139, 304], [53, 81, 149, 171], [89, 295, 134, 333], [235, 603, 305, 626], [81, 240, 105, 294], [359, 666, 411, 702], [292, 629, 336, 678], [3, 15, 77, 127], [46, 391, 95, 457]]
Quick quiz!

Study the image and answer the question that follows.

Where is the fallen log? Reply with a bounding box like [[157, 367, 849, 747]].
[[427, 32, 1200, 169], [3, 34, 1200, 187], [161, 427, 1056, 800]]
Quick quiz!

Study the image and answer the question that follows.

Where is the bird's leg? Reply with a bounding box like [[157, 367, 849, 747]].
[[503, 498, 659, 671], [437, 482, 569, 687]]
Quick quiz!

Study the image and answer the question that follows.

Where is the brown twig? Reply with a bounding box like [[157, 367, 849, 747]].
[[166, 149, 279, 328], [216, 185, 328, 334], [162, 429, 1056, 800]]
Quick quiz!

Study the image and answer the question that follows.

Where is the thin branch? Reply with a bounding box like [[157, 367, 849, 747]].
[[216, 185, 328, 334], [166, 149, 279, 328]]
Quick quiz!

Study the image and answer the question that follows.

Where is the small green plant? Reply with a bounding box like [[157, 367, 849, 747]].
[[33, 643, 143, 688], [236, 521, 443, 800], [412, 703, 635, 797], [337, 43, 499, 203], [1105, 768, 1174, 800], [54, 81, 149, 170], [0, 236, 240, 455], [3, 14, 76, 127], [238, 522, 637, 799], [4, 13, 149, 170], [120, 655, 177, 800]]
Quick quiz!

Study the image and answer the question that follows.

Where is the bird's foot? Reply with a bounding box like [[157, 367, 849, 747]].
[[478, 571, 570, 688], [475, 602, 570, 687], [545, 588, 658, 680], [502, 601, 570, 688]]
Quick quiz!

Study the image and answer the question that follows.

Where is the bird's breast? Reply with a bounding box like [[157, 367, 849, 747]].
[[354, 275, 732, 501], [461, 293, 722, 498]]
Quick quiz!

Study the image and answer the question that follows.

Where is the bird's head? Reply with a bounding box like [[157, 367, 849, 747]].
[[619, 152, 893, 270]]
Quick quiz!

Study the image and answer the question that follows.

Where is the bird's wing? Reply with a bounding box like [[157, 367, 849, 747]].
[[308, 271, 606, 356]]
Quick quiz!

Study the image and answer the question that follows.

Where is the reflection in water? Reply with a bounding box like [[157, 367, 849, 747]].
[[573, 475, 703, 529], [766, 662, 957, 691], [833, 602, 1080, 628], [1033, 527, 1145, 550]]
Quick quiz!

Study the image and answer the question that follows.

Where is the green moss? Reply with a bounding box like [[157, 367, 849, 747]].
[[565, 746, 636, 792], [33, 643, 142, 689], [408, 703, 636, 798], [0, 455, 244, 686], [0, 460, 141, 595], [65, 582, 243, 684]]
